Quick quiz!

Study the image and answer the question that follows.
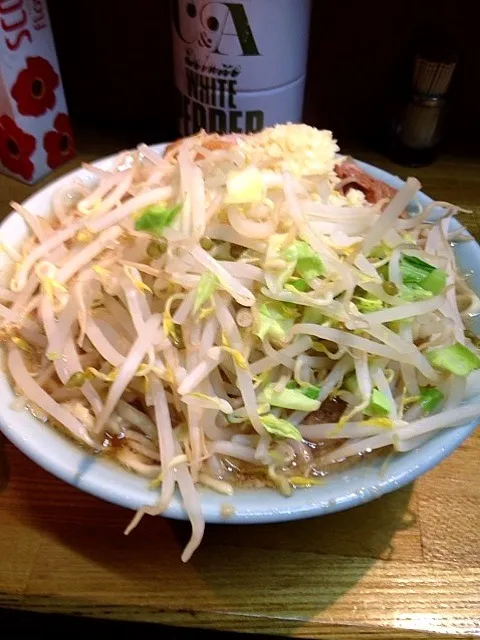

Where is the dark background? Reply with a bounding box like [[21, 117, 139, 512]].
[[46, 0, 479, 153]]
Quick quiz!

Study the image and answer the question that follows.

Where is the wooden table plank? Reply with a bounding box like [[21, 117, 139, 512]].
[[415, 431, 480, 568], [0, 136, 480, 638]]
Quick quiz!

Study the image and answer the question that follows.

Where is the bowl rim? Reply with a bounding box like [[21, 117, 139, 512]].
[[0, 146, 478, 525]]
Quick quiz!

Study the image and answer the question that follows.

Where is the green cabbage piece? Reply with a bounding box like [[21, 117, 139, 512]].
[[194, 272, 218, 313], [262, 384, 320, 411], [135, 203, 181, 234], [260, 414, 302, 441], [426, 342, 480, 376], [419, 387, 444, 413], [255, 300, 298, 343]]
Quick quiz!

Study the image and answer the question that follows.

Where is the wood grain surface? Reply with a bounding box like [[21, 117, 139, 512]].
[[0, 135, 479, 638]]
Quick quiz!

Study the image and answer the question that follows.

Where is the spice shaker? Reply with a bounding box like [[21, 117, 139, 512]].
[[389, 40, 457, 167], [171, 0, 312, 136]]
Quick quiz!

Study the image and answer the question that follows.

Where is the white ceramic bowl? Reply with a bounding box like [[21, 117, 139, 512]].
[[0, 148, 478, 524]]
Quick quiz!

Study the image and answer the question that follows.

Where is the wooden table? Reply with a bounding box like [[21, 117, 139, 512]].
[[0, 135, 479, 639]]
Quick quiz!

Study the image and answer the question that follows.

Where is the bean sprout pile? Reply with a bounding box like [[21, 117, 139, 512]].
[[1, 124, 480, 561]]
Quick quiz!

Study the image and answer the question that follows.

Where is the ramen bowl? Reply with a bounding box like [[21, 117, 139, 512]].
[[0, 147, 478, 524]]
